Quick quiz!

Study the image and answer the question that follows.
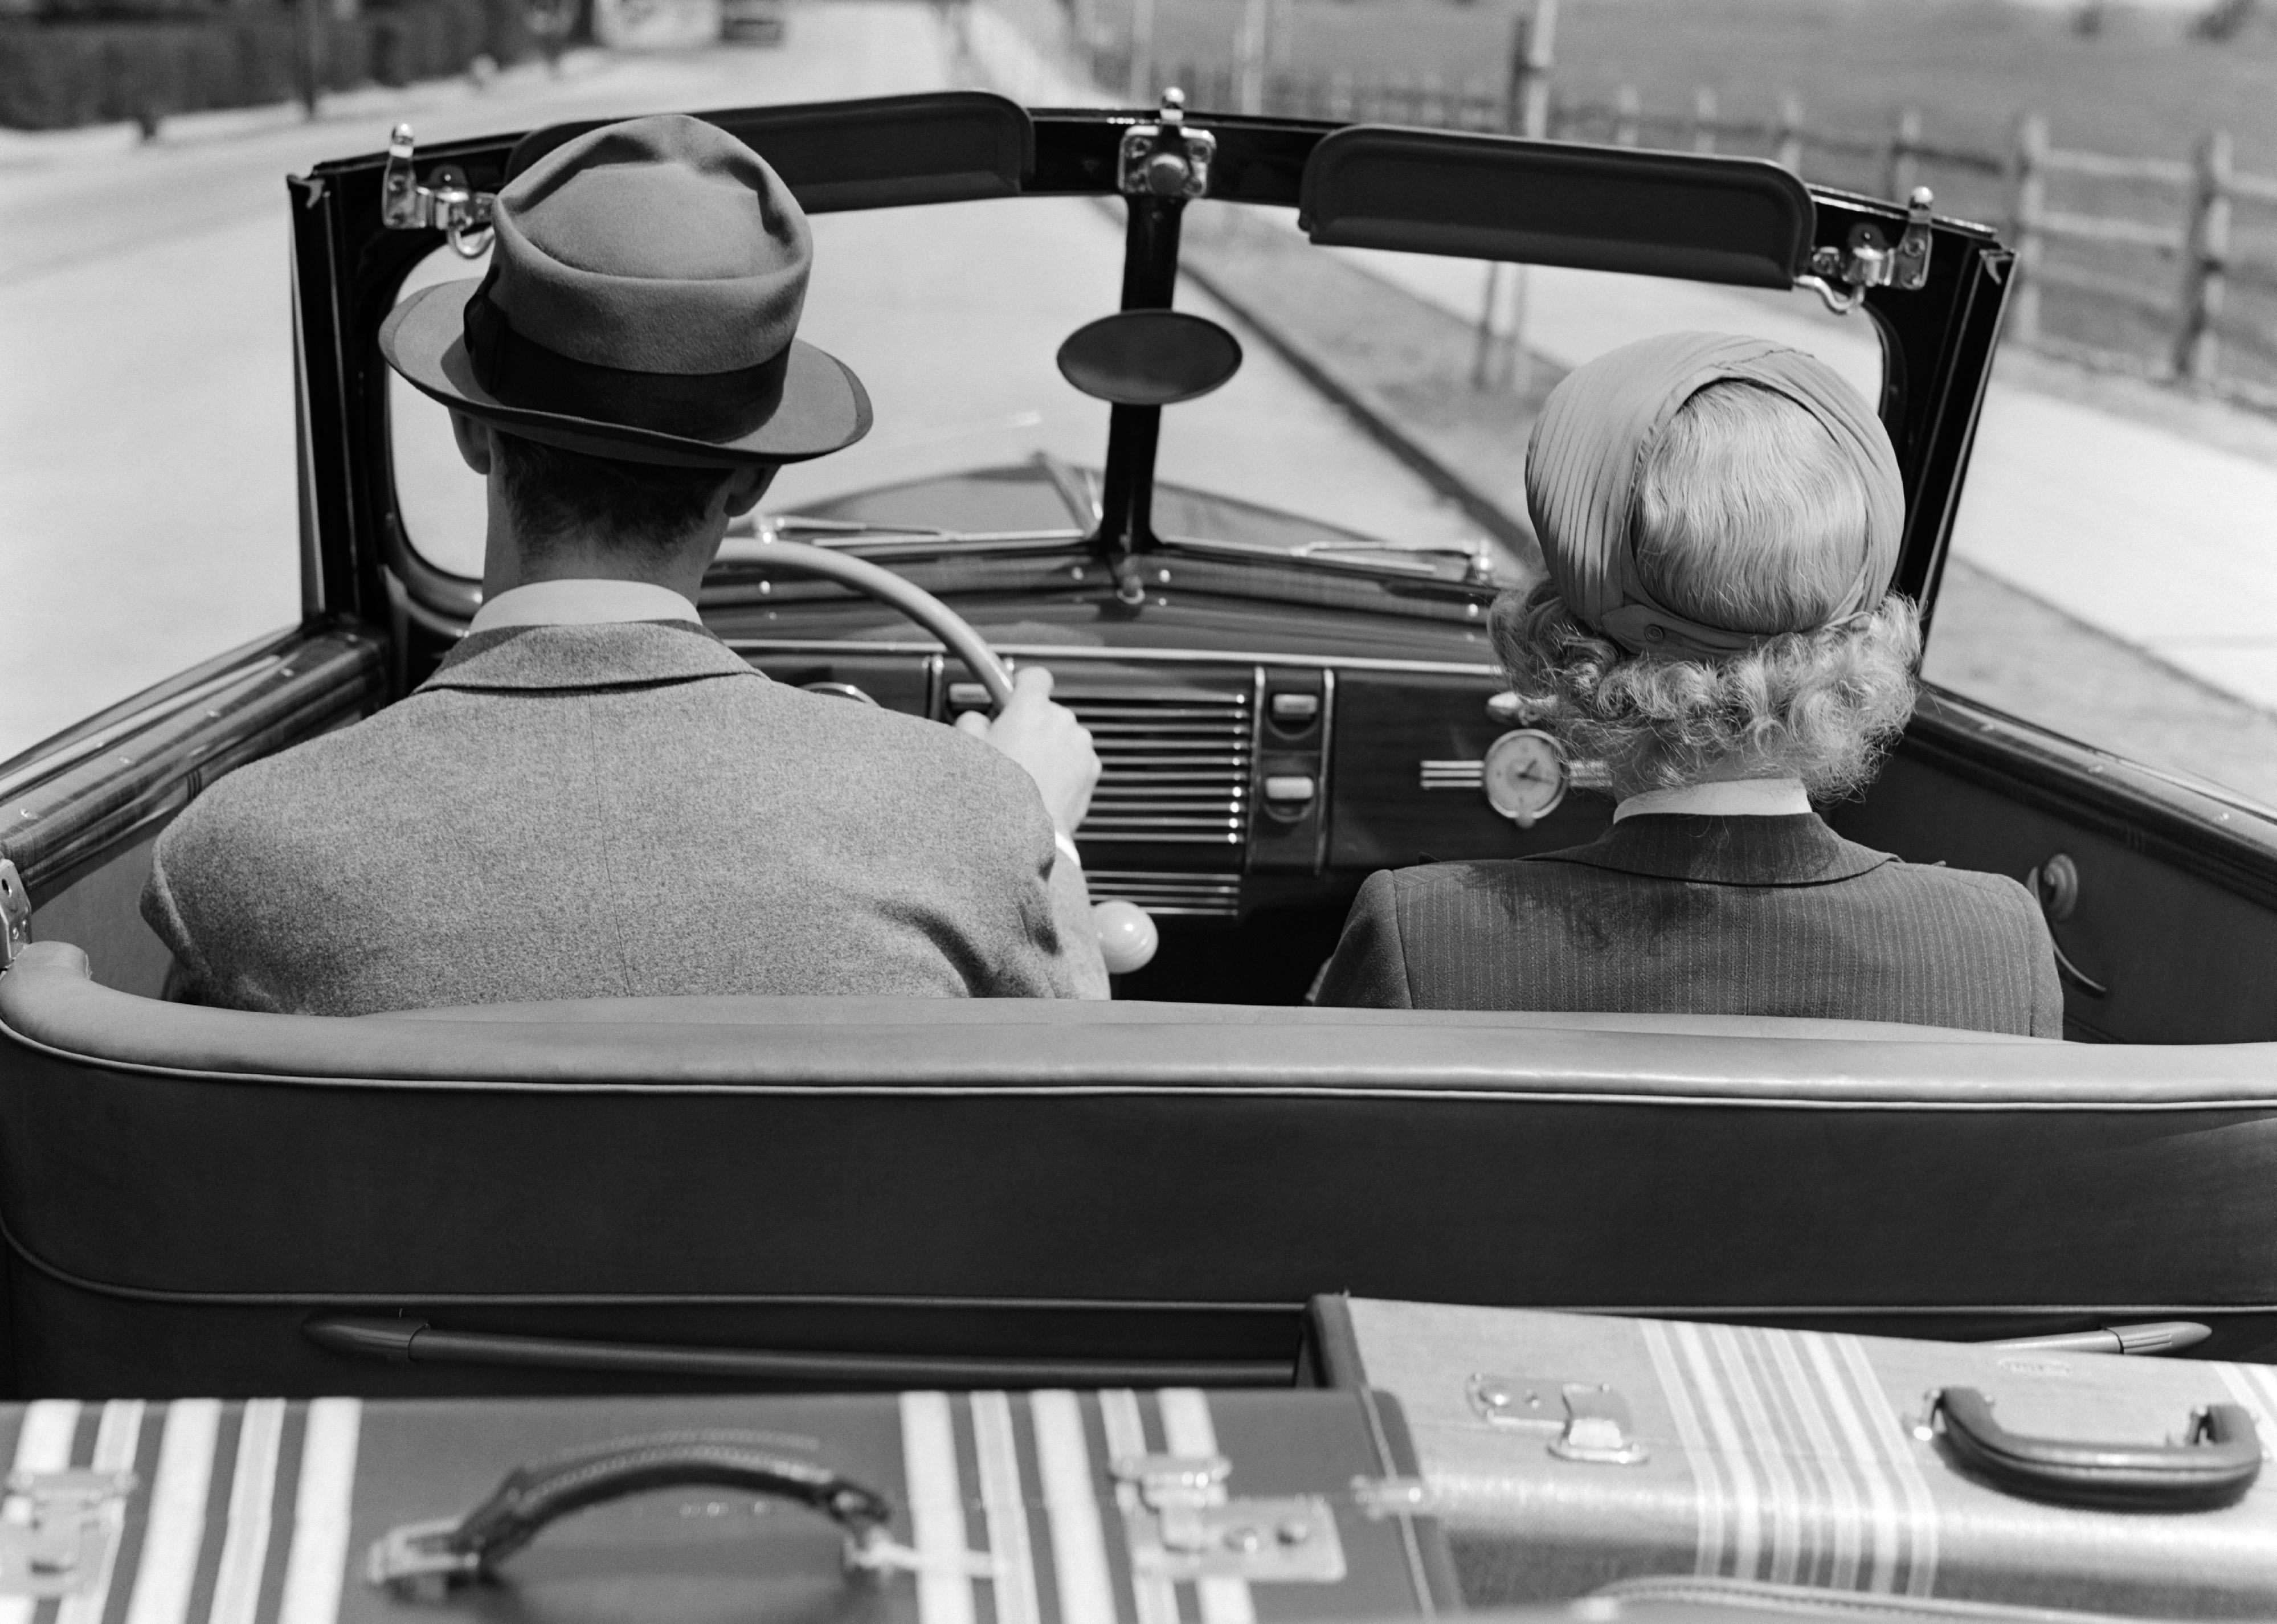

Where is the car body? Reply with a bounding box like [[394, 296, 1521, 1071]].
[[2, 91, 2275, 1400]]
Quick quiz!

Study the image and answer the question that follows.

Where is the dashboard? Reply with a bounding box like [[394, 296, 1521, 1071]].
[[709, 586, 1617, 998]]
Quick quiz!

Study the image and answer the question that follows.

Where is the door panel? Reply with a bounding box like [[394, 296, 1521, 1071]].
[[1832, 690, 2277, 1044], [1, 628, 386, 992]]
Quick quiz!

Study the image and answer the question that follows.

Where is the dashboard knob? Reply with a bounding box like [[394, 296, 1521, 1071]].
[[1092, 899, 1159, 975]]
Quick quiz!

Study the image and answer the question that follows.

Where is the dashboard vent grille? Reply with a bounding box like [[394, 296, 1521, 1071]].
[[1069, 686, 1253, 846], [1085, 870, 1242, 918]]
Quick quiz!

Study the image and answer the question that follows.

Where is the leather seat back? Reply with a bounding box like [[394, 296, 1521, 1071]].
[[5, 941, 2274, 1396]]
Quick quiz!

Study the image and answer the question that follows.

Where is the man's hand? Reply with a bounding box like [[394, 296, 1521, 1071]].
[[955, 666, 1099, 837]]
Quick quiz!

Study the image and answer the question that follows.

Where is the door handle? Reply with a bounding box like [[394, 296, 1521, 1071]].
[[2026, 854, 2107, 997]]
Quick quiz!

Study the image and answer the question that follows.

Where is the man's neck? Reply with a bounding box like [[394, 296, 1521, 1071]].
[[480, 527, 718, 606]]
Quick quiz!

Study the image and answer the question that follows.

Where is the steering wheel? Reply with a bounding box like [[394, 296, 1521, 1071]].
[[753, 540, 1016, 710], [749, 542, 1157, 975]]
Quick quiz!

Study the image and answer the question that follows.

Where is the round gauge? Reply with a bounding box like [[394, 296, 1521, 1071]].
[[1482, 728, 1569, 829]]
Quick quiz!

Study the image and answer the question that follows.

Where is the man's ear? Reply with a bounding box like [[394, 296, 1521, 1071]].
[[721, 463, 778, 519], [449, 411, 494, 476]]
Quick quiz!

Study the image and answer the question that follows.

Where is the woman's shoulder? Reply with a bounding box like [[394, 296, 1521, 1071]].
[[1852, 852, 2049, 935]]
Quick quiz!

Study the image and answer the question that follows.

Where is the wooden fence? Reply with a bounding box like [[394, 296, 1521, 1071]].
[[1094, 43, 2277, 414]]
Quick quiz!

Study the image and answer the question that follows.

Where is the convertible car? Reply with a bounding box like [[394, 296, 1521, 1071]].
[[3, 89, 2276, 1401]]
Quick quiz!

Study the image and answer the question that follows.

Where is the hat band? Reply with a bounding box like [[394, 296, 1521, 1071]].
[[464, 286, 790, 444]]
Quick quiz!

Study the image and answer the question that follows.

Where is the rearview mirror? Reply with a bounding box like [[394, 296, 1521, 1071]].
[[1056, 310, 1244, 407]]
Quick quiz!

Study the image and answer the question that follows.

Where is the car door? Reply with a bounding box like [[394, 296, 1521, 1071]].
[[0, 627, 386, 999]]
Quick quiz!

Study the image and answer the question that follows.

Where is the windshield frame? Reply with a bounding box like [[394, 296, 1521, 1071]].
[[297, 99, 2009, 640]]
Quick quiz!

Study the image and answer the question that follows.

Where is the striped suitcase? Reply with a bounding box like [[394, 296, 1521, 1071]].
[[1307, 1296, 2277, 1619], [0, 1386, 1457, 1624]]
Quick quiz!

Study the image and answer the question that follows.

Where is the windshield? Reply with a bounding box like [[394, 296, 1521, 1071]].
[[388, 190, 1881, 586]]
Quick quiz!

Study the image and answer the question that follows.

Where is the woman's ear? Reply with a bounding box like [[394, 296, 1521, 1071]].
[[449, 411, 494, 476]]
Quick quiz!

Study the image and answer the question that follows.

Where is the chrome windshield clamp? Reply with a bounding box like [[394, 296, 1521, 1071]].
[[382, 124, 496, 259], [1119, 89, 1216, 200], [1797, 186, 1935, 315], [0, 859, 27, 970]]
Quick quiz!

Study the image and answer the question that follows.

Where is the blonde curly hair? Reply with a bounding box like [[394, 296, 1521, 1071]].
[[1497, 378, 1922, 803]]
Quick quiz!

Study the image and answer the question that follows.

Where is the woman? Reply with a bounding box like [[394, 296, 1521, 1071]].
[[1316, 332, 2061, 1035]]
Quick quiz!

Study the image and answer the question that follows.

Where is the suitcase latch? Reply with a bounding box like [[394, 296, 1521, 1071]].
[[1469, 1374, 1650, 1466], [0, 1470, 137, 1597], [1111, 1453, 1346, 1582]]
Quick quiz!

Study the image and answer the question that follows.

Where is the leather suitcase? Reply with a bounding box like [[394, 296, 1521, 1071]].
[[1306, 1295, 2277, 1618], [0, 1386, 1458, 1624]]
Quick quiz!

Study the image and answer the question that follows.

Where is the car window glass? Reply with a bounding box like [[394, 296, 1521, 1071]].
[[390, 196, 1882, 586], [389, 198, 1124, 579], [1923, 366, 2277, 814], [1160, 199, 1881, 579], [391, 242, 500, 581]]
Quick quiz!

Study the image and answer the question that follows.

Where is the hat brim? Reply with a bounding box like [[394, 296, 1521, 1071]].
[[379, 280, 872, 468]]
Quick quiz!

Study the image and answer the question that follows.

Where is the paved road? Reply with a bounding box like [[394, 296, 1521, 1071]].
[[0, 6, 960, 758], [1, 0, 1476, 758]]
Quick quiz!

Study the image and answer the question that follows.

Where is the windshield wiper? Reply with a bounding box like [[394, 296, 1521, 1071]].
[[1295, 539, 1503, 584], [721, 516, 1088, 554]]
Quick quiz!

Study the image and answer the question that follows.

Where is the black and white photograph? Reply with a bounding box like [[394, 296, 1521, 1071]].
[[2, 0, 2276, 1617]]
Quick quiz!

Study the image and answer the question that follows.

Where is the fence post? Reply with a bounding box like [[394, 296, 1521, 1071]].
[[1886, 106, 1921, 202], [2173, 128, 2233, 385], [1502, 0, 1557, 138], [1775, 90, 1804, 174], [2006, 112, 2047, 347], [291, 0, 322, 117], [1125, 0, 1154, 104], [1614, 83, 1639, 146], [1691, 85, 1717, 154], [1234, 0, 1267, 114]]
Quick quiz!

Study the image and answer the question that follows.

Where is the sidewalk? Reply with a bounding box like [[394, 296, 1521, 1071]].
[[1340, 247, 2277, 717]]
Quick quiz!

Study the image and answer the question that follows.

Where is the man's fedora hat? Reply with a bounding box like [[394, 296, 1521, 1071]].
[[380, 114, 870, 468]]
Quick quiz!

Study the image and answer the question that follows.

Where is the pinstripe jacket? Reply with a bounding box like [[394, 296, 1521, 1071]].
[[142, 620, 1107, 1013], [1315, 813, 2064, 1035]]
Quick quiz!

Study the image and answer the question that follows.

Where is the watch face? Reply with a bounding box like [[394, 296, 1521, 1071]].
[[1482, 728, 1568, 828]]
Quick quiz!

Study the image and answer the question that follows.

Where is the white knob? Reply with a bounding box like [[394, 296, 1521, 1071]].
[[1092, 899, 1159, 975]]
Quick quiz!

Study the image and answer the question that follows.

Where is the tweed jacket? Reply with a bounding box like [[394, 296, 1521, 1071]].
[[142, 621, 1107, 1013], [1315, 813, 2064, 1036]]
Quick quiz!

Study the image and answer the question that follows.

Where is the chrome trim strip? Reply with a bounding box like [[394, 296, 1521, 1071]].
[[1315, 669, 1337, 873], [728, 640, 1501, 678], [0, 658, 289, 807]]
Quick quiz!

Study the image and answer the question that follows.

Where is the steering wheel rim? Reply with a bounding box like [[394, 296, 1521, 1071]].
[[740, 540, 1017, 711]]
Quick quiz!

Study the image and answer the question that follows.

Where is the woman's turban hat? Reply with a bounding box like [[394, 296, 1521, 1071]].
[[1524, 332, 1904, 660]]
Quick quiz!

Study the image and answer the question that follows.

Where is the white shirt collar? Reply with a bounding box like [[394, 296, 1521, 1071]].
[[1613, 777, 1812, 823], [468, 579, 701, 636]]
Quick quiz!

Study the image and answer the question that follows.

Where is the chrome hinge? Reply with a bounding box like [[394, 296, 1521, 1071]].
[[0, 859, 28, 970], [382, 124, 496, 259], [1798, 186, 1935, 314], [1111, 1453, 1344, 1582], [1469, 1373, 1651, 1466], [1119, 89, 1216, 200], [0, 1470, 137, 1597]]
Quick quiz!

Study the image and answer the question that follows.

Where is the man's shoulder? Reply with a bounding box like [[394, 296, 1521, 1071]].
[[717, 682, 1052, 816]]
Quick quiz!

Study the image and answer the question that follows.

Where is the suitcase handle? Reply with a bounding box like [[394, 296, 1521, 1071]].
[[368, 1431, 893, 1598], [1931, 1388, 2262, 1510]]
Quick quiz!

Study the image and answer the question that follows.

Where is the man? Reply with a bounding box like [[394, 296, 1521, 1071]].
[[1317, 333, 2060, 1034], [142, 114, 1109, 1012]]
